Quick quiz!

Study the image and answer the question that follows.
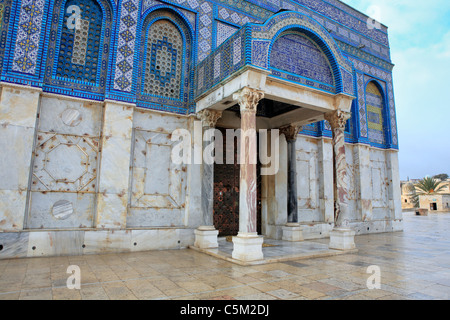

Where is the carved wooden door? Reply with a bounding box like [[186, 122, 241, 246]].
[[213, 128, 261, 236]]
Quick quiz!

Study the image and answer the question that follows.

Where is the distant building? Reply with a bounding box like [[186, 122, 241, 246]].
[[419, 194, 450, 212], [401, 179, 450, 211]]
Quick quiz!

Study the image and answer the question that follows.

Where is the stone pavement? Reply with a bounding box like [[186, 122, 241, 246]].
[[0, 211, 449, 300]]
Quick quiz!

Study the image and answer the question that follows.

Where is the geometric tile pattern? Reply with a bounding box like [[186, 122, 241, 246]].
[[349, 55, 398, 148], [0, 0, 12, 75], [114, 0, 139, 92], [12, 0, 45, 74], [271, 32, 334, 86], [252, 12, 353, 75], [137, 9, 193, 113], [56, 0, 102, 84], [3, 0, 397, 150], [356, 72, 368, 138], [42, 0, 113, 100], [217, 5, 256, 26], [194, 26, 246, 98], [143, 20, 183, 99], [216, 21, 238, 48]]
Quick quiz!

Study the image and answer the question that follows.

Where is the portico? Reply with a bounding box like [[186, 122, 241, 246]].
[[193, 11, 356, 262]]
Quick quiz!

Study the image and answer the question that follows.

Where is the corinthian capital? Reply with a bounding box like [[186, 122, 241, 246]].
[[197, 109, 223, 128], [324, 109, 351, 130], [233, 87, 264, 114], [280, 124, 302, 142]]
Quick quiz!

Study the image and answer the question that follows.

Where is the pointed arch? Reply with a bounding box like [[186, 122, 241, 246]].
[[43, 0, 115, 100], [365, 80, 388, 146], [136, 7, 194, 113]]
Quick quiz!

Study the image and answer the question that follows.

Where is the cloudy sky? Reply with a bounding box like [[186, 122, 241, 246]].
[[340, 0, 450, 180]]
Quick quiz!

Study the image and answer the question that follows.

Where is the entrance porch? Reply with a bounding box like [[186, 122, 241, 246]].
[[193, 11, 357, 262]]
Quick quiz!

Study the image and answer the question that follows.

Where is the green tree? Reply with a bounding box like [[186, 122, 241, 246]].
[[433, 173, 449, 181], [409, 177, 446, 208]]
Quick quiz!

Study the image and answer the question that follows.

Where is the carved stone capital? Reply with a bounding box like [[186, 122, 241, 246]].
[[280, 125, 302, 142], [233, 87, 264, 114], [324, 109, 351, 131], [197, 109, 223, 128]]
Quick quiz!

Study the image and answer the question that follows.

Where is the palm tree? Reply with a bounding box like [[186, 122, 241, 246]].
[[409, 177, 446, 208]]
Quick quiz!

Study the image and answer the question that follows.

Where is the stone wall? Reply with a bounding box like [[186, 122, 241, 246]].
[[0, 84, 198, 259], [0, 84, 402, 259]]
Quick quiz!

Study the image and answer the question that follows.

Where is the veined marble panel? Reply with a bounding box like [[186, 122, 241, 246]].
[[27, 231, 85, 257], [130, 229, 181, 251], [0, 190, 27, 231], [127, 207, 185, 228], [38, 97, 103, 137], [0, 125, 36, 191], [0, 232, 29, 259], [128, 110, 188, 228], [27, 192, 95, 229], [83, 230, 132, 254]]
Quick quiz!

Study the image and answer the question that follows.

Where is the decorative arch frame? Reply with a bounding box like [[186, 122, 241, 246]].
[[268, 28, 339, 94], [42, 0, 116, 100], [247, 11, 355, 97], [364, 78, 390, 148], [135, 5, 195, 114]]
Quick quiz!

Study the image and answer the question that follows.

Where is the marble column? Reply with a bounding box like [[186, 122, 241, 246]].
[[280, 125, 304, 241], [194, 109, 222, 249], [231, 87, 264, 262], [324, 109, 356, 250]]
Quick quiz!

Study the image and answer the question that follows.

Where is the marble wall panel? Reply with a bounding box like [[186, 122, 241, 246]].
[[127, 208, 185, 228], [0, 232, 29, 259], [27, 192, 95, 229], [128, 110, 188, 228], [38, 97, 102, 137], [0, 84, 41, 231], [83, 230, 132, 254], [296, 137, 322, 223], [370, 149, 390, 220], [0, 125, 35, 191], [27, 231, 85, 257], [130, 229, 181, 252]]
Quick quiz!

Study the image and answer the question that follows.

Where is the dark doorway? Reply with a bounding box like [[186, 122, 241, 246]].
[[213, 127, 262, 237], [430, 203, 437, 211]]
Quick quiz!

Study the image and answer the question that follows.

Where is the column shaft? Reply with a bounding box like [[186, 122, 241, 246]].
[[239, 107, 258, 233], [325, 110, 351, 228], [231, 87, 265, 261], [280, 125, 301, 223], [197, 109, 222, 227]]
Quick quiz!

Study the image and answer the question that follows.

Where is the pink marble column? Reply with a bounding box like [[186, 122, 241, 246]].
[[234, 88, 264, 235], [231, 87, 265, 262], [324, 109, 351, 229]]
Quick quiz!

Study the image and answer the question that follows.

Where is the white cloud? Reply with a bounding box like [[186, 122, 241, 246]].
[[342, 0, 450, 179]]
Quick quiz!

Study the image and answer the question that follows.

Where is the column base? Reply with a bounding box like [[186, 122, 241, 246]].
[[194, 226, 219, 249], [329, 228, 356, 251], [232, 232, 264, 262], [282, 223, 304, 242]]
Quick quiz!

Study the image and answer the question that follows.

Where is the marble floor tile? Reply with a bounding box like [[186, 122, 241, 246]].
[[1, 211, 450, 301]]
